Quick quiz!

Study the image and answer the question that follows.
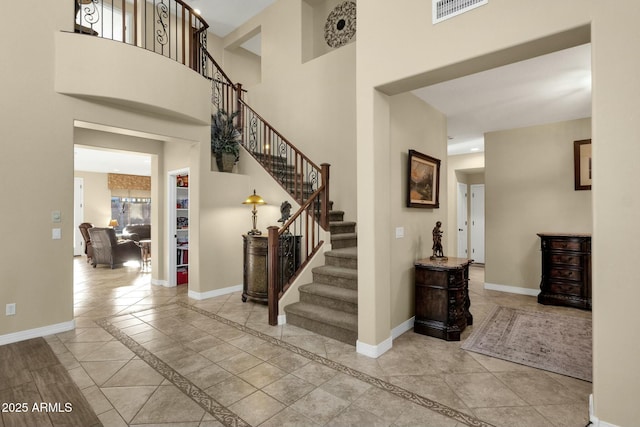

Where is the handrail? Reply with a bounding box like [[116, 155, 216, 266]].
[[75, 0, 209, 72], [238, 100, 323, 173]]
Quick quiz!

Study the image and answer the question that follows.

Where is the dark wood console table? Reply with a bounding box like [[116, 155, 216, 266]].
[[537, 233, 591, 310], [414, 257, 473, 341], [242, 234, 301, 304]]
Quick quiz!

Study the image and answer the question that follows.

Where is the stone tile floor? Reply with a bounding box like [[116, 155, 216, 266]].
[[34, 258, 592, 426]]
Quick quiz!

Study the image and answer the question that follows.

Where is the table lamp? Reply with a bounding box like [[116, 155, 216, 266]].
[[242, 190, 266, 235], [109, 219, 119, 228]]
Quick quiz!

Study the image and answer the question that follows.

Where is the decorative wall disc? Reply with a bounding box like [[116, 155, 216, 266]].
[[324, 1, 356, 48]]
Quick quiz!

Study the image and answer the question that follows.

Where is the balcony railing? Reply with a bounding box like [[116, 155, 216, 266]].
[[74, 0, 208, 72]]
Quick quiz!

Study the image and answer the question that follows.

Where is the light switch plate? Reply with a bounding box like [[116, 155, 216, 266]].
[[52, 228, 61, 240], [6, 303, 16, 316], [395, 227, 405, 239]]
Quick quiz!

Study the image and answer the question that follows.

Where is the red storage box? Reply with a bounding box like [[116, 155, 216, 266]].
[[177, 269, 188, 285]]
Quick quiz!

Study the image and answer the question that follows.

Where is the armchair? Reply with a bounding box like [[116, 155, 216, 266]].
[[88, 227, 141, 269], [78, 222, 94, 263]]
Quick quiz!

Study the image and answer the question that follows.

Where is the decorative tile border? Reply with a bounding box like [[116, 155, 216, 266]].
[[98, 302, 494, 427], [96, 317, 250, 427]]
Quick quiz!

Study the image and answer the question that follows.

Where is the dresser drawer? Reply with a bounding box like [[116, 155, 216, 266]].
[[550, 281, 583, 296], [550, 267, 582, 282], [546, 238, 589, 252], [549, 253, 582, 266]]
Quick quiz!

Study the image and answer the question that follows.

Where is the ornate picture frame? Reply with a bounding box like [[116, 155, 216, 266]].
[[574, 139, 592, 191], [407, 149, 441, 208]]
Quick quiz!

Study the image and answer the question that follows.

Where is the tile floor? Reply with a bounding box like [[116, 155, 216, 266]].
[[38, 258, 592, 426]]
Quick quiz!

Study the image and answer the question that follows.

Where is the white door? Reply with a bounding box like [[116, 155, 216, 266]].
[[470, 184, 485, 263], [73, 177, 84, 256], [457, 183, 468, 258]]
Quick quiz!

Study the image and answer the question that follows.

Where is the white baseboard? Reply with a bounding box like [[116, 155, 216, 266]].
[[484, 282, 539, 296], [392, 316, 415, 339], [277, 314, 286, 325], [0, 320, 76, 346], [151, 278, 171, 287], [188, 284, 242, 301], [357, 335, 392, 358]]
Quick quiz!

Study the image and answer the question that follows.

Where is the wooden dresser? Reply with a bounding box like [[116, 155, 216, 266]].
[[537, 233, 591, 310], [414, 257, 473, 341], [242, 234, 301, 304]]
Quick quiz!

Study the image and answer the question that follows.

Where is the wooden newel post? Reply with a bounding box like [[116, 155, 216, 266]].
[[320, 163, 330, 230], [267, 226, 279, 326]]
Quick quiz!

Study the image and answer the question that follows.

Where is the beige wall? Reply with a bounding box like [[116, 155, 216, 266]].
[[485, 119, 592, 291], [74, 171, 111, 227], [591, 2, 640, 423], [389, 93, 447, 328]]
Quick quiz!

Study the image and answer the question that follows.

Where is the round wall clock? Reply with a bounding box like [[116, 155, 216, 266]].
[[324, 1, 356, 49]]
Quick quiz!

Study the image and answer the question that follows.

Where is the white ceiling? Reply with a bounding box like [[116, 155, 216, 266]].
[[75, 4, 592, 172], [413, 43, 592, 156], [74, 146, 151, 176]]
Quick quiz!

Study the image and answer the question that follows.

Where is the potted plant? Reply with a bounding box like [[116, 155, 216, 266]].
[[211, 109, 241, 172]]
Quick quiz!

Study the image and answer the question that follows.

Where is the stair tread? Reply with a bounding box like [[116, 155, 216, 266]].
[[285, 302, 358, 332], [331, 232, 357, 240], [313, 265, 358, 277], [330, 220, 356, 226], [326, 247, 358, 258], [299, 283, 358, 303]]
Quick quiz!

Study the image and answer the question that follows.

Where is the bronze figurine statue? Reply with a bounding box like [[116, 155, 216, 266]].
[[431, 221, 447, 260]]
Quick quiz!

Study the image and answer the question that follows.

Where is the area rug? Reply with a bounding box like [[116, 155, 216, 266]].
[[462, 306, 592, 382]]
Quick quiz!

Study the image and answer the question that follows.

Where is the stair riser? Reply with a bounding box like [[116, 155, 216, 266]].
[[330, 224, 356, 234], [300, 291, 358, 314], [325, 254, 358, 269], [331, 236, 357, 249], [285, 312, 357, 345], [329, 211, 344, 222]]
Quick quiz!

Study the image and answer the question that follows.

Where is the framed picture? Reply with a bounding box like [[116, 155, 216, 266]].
[[407, 149, 441, 208], [574, 139, 592, 191]]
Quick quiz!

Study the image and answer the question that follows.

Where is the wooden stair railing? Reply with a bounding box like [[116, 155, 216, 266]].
[[201, 53, 330, 326]]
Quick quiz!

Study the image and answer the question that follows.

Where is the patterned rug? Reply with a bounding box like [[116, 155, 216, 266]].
[[462, 306, 592, 382]]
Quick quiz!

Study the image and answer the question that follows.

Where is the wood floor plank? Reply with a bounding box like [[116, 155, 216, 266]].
[[0, 382, 53, 427], [0, 338, 102, 427]]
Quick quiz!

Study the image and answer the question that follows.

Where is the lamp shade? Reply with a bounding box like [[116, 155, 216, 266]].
[[242, 190, 266, 206], [109, 219, 119, 227]]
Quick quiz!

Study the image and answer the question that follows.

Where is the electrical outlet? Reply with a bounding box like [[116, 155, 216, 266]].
[[6, 303, 16, 316], [395, 227, 405, 239]]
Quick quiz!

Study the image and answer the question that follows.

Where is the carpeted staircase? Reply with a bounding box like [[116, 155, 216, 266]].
[[248, 151, 359, 345], [284, 209, 359, 345]]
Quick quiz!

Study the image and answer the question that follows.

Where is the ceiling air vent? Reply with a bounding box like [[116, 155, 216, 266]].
[[433, 0, 488, 24]]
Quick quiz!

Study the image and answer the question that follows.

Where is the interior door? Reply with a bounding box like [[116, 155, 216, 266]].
[[457, 182, 468, 258], [470, 184, 485, 263], [73, 177, 84, 256]]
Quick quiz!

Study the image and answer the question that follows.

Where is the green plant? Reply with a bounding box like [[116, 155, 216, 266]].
[[211, 109, 241, 161]]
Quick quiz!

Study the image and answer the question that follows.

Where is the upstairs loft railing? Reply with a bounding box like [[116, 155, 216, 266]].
[[74, 0, 331, 326], [75, 0, 208, 72]]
